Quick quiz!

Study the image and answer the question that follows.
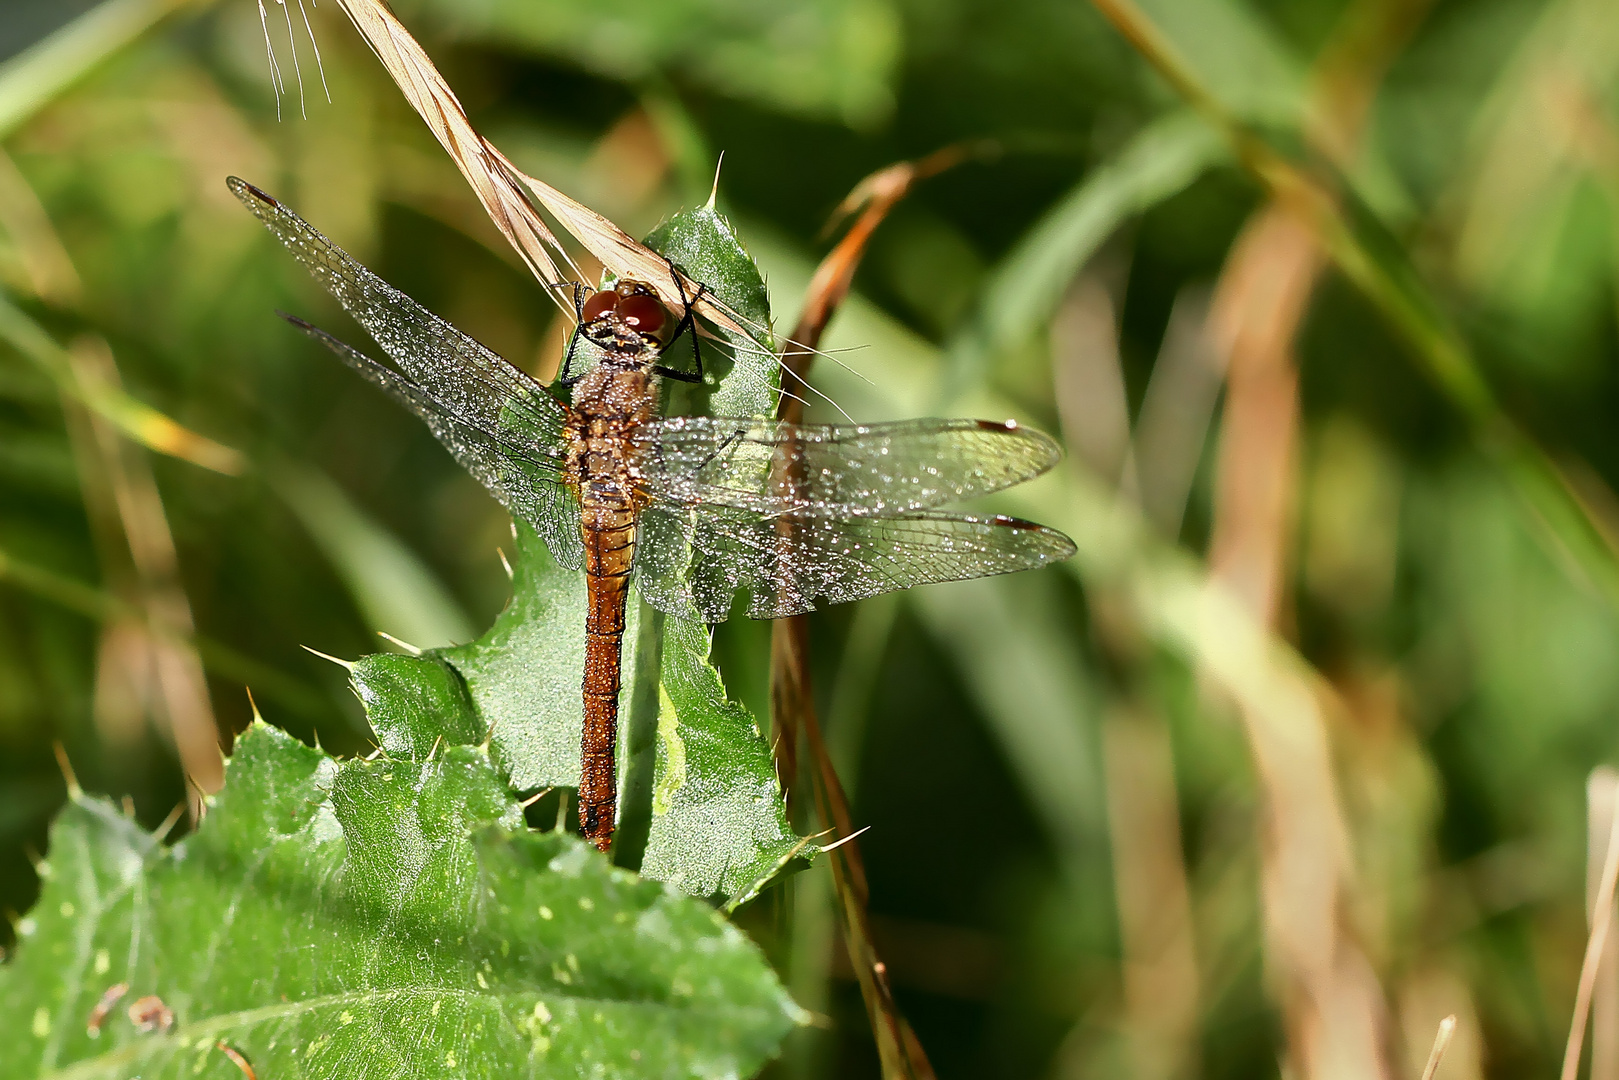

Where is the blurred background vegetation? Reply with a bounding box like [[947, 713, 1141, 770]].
[[5, 0, 1619, 1078]]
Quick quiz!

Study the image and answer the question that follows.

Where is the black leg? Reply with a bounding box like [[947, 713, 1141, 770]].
[[559, 324, 584, 384], [652, 258, 707, 382], [557, 283, 589, 384]]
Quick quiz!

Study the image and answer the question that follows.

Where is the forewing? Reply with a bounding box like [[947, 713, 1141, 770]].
[[230, 177, 569, 457], [635, 504, 1076, 622], [633, 416, 1061, 517], [286, 318, 584, 570]]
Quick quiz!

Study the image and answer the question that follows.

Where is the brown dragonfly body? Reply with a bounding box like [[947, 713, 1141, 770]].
[[563, 284, 668, 846], [231, 176, 1078, 857]]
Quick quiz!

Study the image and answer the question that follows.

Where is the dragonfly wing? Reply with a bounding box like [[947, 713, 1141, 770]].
[[287, 318, 585, 570], [230, 177, 569, 455], [633, 416, 1062, 516], [634, 503, 1076, 622]]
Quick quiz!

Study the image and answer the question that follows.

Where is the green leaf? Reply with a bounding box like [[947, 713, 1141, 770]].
[[349, 652, 482, 757], [436, 524, 640, 792], [644, 203, 778, 419], [644, 206, 773, 340], [643, 616, 811, 907], [0, 723, 800, 1080], [430, 525, 807, 902]]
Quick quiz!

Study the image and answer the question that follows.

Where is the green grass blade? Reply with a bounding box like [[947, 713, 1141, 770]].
[[0, 0, 207, 141]]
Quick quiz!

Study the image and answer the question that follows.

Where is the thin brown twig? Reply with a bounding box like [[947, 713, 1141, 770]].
[[768, 152, 967, 1080], [801, 677, 930, 1078], [769, 152, 961, 806], [777, 152, 967, 424]]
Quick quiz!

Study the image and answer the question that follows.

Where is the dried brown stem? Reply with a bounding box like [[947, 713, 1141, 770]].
[[800, 640, 929, 1078], [331, 0, 757, 343], [767, 153, 968, 1080], [777, 152, 964, 425]]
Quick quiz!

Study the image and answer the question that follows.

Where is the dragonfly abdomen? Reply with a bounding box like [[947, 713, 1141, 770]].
[[568, 362, 659, 852]]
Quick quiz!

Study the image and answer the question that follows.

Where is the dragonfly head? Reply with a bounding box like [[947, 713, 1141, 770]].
[[579, 279, 671, 358]]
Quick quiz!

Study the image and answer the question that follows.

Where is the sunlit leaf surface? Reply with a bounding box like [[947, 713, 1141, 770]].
[[0, 723, 799, 1080], [432, 522, 806, 902]]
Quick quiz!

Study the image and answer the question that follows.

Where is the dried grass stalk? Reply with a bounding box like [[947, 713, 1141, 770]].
[[330, 0, 756, 342]]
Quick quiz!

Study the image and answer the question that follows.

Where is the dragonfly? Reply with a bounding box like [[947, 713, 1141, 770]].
[[229, 176, 1076, 851]]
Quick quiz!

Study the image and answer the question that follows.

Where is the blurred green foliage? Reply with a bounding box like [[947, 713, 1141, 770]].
[[4, 0, 1619, 1078]]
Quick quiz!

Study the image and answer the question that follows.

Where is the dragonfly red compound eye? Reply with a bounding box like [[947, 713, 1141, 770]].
[[580, 290, 617, 322], [617, 293, 668, 335]]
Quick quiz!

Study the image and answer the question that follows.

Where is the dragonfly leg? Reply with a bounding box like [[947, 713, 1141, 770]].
[[653, 256, 707, 383], [558, 327, 585, 384], [553, 283, 591, 386]]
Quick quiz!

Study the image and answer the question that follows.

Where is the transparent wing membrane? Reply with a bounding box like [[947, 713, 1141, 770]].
[[230, 178, 570, 462], [635, 505, 1077, 622], [284, 319, 584, 569], [633, 416, 1061, 516], [235, 176, 1075, 620], [232, 178, 584, 567]]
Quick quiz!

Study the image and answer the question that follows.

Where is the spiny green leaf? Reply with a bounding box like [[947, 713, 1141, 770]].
[[644, 205, 773, 339], [644, 616, 812, 907], [429, 524, 806, 902], [349, 652, 481, 758], [0, 723, 800, 1080], [644, 203, 778, 419], [435, 525, 642, 792]]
